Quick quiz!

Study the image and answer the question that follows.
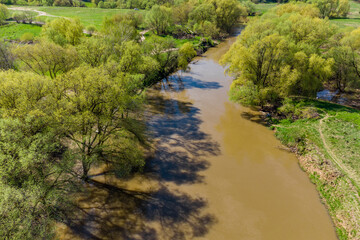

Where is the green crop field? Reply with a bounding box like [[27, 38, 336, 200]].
[[0, 23, 42, 40], [9, 6, 145, 28]]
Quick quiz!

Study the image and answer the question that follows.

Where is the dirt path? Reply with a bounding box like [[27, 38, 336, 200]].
[[319, 114, 359, 185], [8, 7, 59, 18]]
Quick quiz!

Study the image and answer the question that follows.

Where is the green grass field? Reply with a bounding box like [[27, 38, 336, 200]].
[[0, 23, 42, 40], [9, 6, 145, 28], [254, 3, 278, 14], [275, 100, 360, 182]]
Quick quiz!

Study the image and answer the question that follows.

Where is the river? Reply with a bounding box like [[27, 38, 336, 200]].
[[57, 30, 338, 240]]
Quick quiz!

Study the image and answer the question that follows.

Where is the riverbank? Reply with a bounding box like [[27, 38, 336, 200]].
[[270, 98, 360, 240]]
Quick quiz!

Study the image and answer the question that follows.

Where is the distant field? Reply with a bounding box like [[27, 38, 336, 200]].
[[254, 3, 278, 14], [0, 23, 41, 40], [9, 6, 145, 28], [254, 1, 360, 29]]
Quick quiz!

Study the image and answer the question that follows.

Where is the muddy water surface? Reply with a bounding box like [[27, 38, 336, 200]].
[[57, 31, 338, 240]]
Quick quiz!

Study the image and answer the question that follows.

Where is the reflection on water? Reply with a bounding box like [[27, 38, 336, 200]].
[[57, 30, 338, 240], [317, 89, 348, 104]]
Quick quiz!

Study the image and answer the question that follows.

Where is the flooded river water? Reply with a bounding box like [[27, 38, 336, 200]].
[[57, 30, 338, 240]]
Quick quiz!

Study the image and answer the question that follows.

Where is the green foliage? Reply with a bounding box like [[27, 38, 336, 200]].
[[145, 4, 173, 35], [241, 0, 256, 16], [101, 15, 138, 45], [143, 34, 178, 79], [20, 32, 34, 42], [0, 71, 75, 239], [14, 40, 79, 79], [85, 24, 97, 35], [193, 20, 220, 38], [189, 3, 215, 24], [212, 0, 247, 33], [76, 36, 110, 67], [0, 4, 8, 25], [52, 66, 146, 179], [42, 17, 84, 46], [310, 0, 350, 18], [178, 42, 196, 70], [221, 3, 336, 106], [0, 42, 13, 70]]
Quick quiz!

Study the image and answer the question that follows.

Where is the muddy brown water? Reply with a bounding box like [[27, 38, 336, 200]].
[[57, 30, 338, 240]]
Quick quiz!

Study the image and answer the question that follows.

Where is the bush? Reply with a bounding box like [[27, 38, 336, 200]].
[[0, 3, 8, 25], [86, 25, 96, 35], [20, 32, 34, 42]]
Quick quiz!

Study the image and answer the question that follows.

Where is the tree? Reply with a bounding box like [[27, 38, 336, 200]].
[[209, 0, 246, 33], [0, 119, 72, 240], [146, 4, 173, 35], [189, 3, 215, 24], [42, 17, 84, 46], [326, 28, 360, 91], [0, 71, 75, 239], [310, 0, 350, 18], [50, 66, 146, 180], [23, 10, 37, 24], [143, 35, 178, 78], [178, 42, 197, 70], [173, 1, 193, 25], [14, 40, 79, 79], [220, 4, 335, 106], [0, 3, 8, 25], [76, 37, 111, 67], [0, 41, 14, 70], [101, 17, 138, 47]]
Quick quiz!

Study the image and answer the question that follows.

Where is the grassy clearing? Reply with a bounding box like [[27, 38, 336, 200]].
[[254, 3, 278, 14], [9, 6, 145, 28], [273, 99, 360, 240], [0, 23, 42, 40]]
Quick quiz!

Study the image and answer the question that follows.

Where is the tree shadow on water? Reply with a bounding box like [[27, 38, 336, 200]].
[[145, 92, 221, 185], [63, 180, 216, 240], [61, 80, 220, 239], [154, 75, 221, 93]]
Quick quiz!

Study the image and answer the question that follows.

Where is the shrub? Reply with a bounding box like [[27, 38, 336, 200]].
[[86, 25, 96, 35], [20, 32, 34, 42]]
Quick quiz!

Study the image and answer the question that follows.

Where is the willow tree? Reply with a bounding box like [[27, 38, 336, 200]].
[[0, 71, 74, 239], [220, 3, 335, 107], [14, 40, 79, 79], [145, 5, 173, 35], [51, 66, 146, 180], [42, 17, 84, 46]]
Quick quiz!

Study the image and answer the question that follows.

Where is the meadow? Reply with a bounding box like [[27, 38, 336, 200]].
[[0, 23, 41, 40], [9, 6, 145, 28]]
